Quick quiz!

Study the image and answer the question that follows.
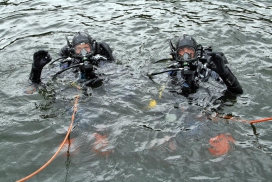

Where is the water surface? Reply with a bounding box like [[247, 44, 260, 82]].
[[1, 0, 272, 181]]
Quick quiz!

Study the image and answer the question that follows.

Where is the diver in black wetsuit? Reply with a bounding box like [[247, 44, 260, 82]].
[[26, 32, 115, 156], [152, 34, 243, 96], [28, 31, 114, 92]]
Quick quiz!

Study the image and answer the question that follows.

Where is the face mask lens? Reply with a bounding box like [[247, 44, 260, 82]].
[[75, 43, 91, 55], [178, 47, 195, 61]]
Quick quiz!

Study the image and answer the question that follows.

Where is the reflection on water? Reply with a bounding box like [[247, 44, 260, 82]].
[[1, 0, 272, 181]]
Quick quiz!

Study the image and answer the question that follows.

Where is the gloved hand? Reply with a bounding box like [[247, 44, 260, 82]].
[[207, 52, 229, 76], [33, 50, 52, 70], [97, 42, 114, 61], [29, 50, 51, 83]]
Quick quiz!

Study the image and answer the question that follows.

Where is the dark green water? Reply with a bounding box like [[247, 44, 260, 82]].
[[1, 0, 272, 181]]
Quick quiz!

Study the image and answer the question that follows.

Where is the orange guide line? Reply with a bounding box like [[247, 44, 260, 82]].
[[17, 95, 79, 182]]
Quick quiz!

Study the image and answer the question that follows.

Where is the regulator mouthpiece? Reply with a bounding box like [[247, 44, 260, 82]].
[[80, 49, 88, 56], [183, 52, 191, 61]]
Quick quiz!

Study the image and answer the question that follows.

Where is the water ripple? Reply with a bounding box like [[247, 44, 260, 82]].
[[1, 0, 272, 181]]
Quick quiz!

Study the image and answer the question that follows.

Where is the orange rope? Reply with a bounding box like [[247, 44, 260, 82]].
[[211, 114, 272, 125], [17, 95, 79, 182], [249, 117, 272, 124]]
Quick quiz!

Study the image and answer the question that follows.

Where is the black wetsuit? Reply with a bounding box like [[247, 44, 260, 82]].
[[169, 49, 243, 96], [27, 41, 114, 95], [167, 49, 243, 113]]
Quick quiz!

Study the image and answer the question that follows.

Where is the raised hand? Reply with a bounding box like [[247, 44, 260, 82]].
[[33, 50, 52, 69], [29, 50, 52, 83], [207, 52, 228, 76]]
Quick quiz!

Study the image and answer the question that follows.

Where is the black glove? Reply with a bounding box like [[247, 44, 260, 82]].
[[207, 52, 229, 77], [33, 50, 52, 70], [97, 42, 114, 61], [29, 50, 51, 83]]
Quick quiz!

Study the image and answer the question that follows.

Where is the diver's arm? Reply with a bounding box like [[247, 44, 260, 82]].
[[29, 50, 52, 84], [207, 52, 243, 94], [219, 66, 243, 94], [29, 66, 43, 83]]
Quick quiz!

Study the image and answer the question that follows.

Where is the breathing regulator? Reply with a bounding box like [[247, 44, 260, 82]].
[[51, 33, 107, 79], [148, 34, 214, 94]]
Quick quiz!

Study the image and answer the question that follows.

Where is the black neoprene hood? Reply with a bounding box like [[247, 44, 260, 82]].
[[176, 34, 198, 52], [72, 32, 93, 47]]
